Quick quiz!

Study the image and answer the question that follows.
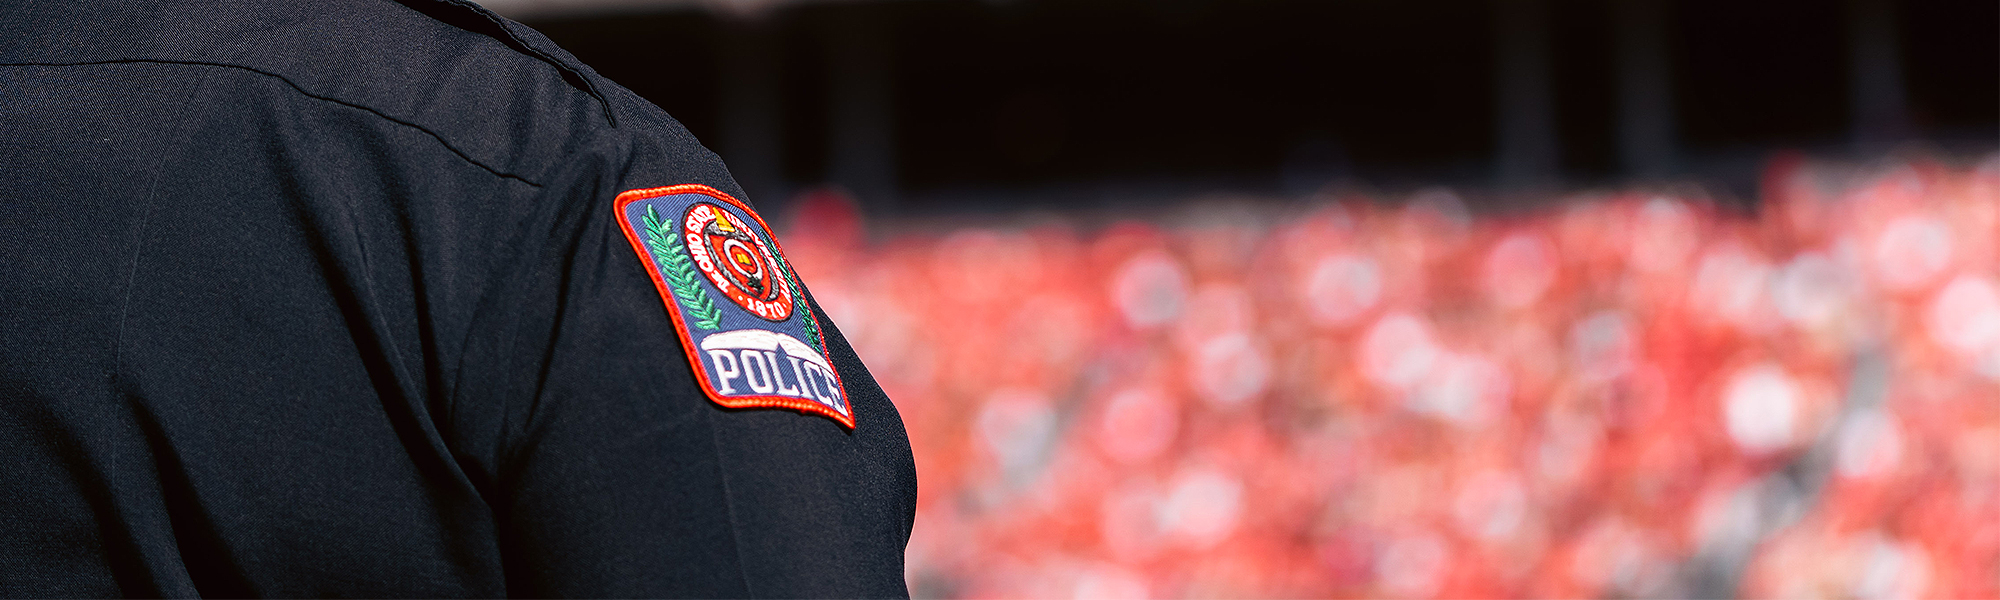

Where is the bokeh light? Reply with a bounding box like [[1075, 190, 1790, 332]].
[[783, 153, 2000, 599]]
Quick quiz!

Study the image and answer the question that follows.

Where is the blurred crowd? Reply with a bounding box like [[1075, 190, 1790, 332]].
[[778, 153, 2000, 599]]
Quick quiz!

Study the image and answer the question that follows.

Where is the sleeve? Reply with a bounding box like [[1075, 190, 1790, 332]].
[[447, 124, 918, 598]]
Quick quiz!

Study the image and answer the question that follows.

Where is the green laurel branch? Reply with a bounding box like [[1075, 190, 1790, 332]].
[[642, 205, 723, 330]]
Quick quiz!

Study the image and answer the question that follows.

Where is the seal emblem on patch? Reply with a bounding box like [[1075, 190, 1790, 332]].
[[685, 202, 795, 321], [614, 184, 853, 429]]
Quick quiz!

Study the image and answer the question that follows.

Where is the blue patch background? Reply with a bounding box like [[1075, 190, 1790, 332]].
[[621, 193, 847, 413]]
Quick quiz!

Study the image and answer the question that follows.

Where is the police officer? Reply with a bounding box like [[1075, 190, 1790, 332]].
[[0, 0, 915, 596]]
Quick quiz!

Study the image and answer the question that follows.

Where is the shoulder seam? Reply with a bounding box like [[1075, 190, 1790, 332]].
[[406, 0, 618, 127], [1, 59, 547, 187]]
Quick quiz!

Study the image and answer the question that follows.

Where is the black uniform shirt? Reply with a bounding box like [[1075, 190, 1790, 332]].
[[0, 0, 916, 596]]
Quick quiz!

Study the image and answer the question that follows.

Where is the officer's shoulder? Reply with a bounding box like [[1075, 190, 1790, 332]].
[[180, 0, 670, 187], [315, 0, 715, 189], [300, 0, 635, 183], [9, 0, 714, 189]]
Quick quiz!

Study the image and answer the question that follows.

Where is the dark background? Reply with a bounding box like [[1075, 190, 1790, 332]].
[[525, 0, 1997, 207]]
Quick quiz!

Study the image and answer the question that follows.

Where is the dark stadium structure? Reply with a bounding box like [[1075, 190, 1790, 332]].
[[499, 0, 1995, 210]]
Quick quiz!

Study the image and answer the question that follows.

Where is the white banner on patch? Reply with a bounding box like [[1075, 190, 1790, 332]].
[[699, 329, 849, 415]]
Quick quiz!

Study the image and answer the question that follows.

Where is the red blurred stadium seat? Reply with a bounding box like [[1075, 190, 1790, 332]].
[[783, 156, 2000, 599]]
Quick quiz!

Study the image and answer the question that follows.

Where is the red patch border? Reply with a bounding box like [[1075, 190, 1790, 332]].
[[614, 184, 855, 429]]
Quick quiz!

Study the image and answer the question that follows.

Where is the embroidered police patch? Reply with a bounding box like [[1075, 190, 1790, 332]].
[[614, 184, 854, 429]]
